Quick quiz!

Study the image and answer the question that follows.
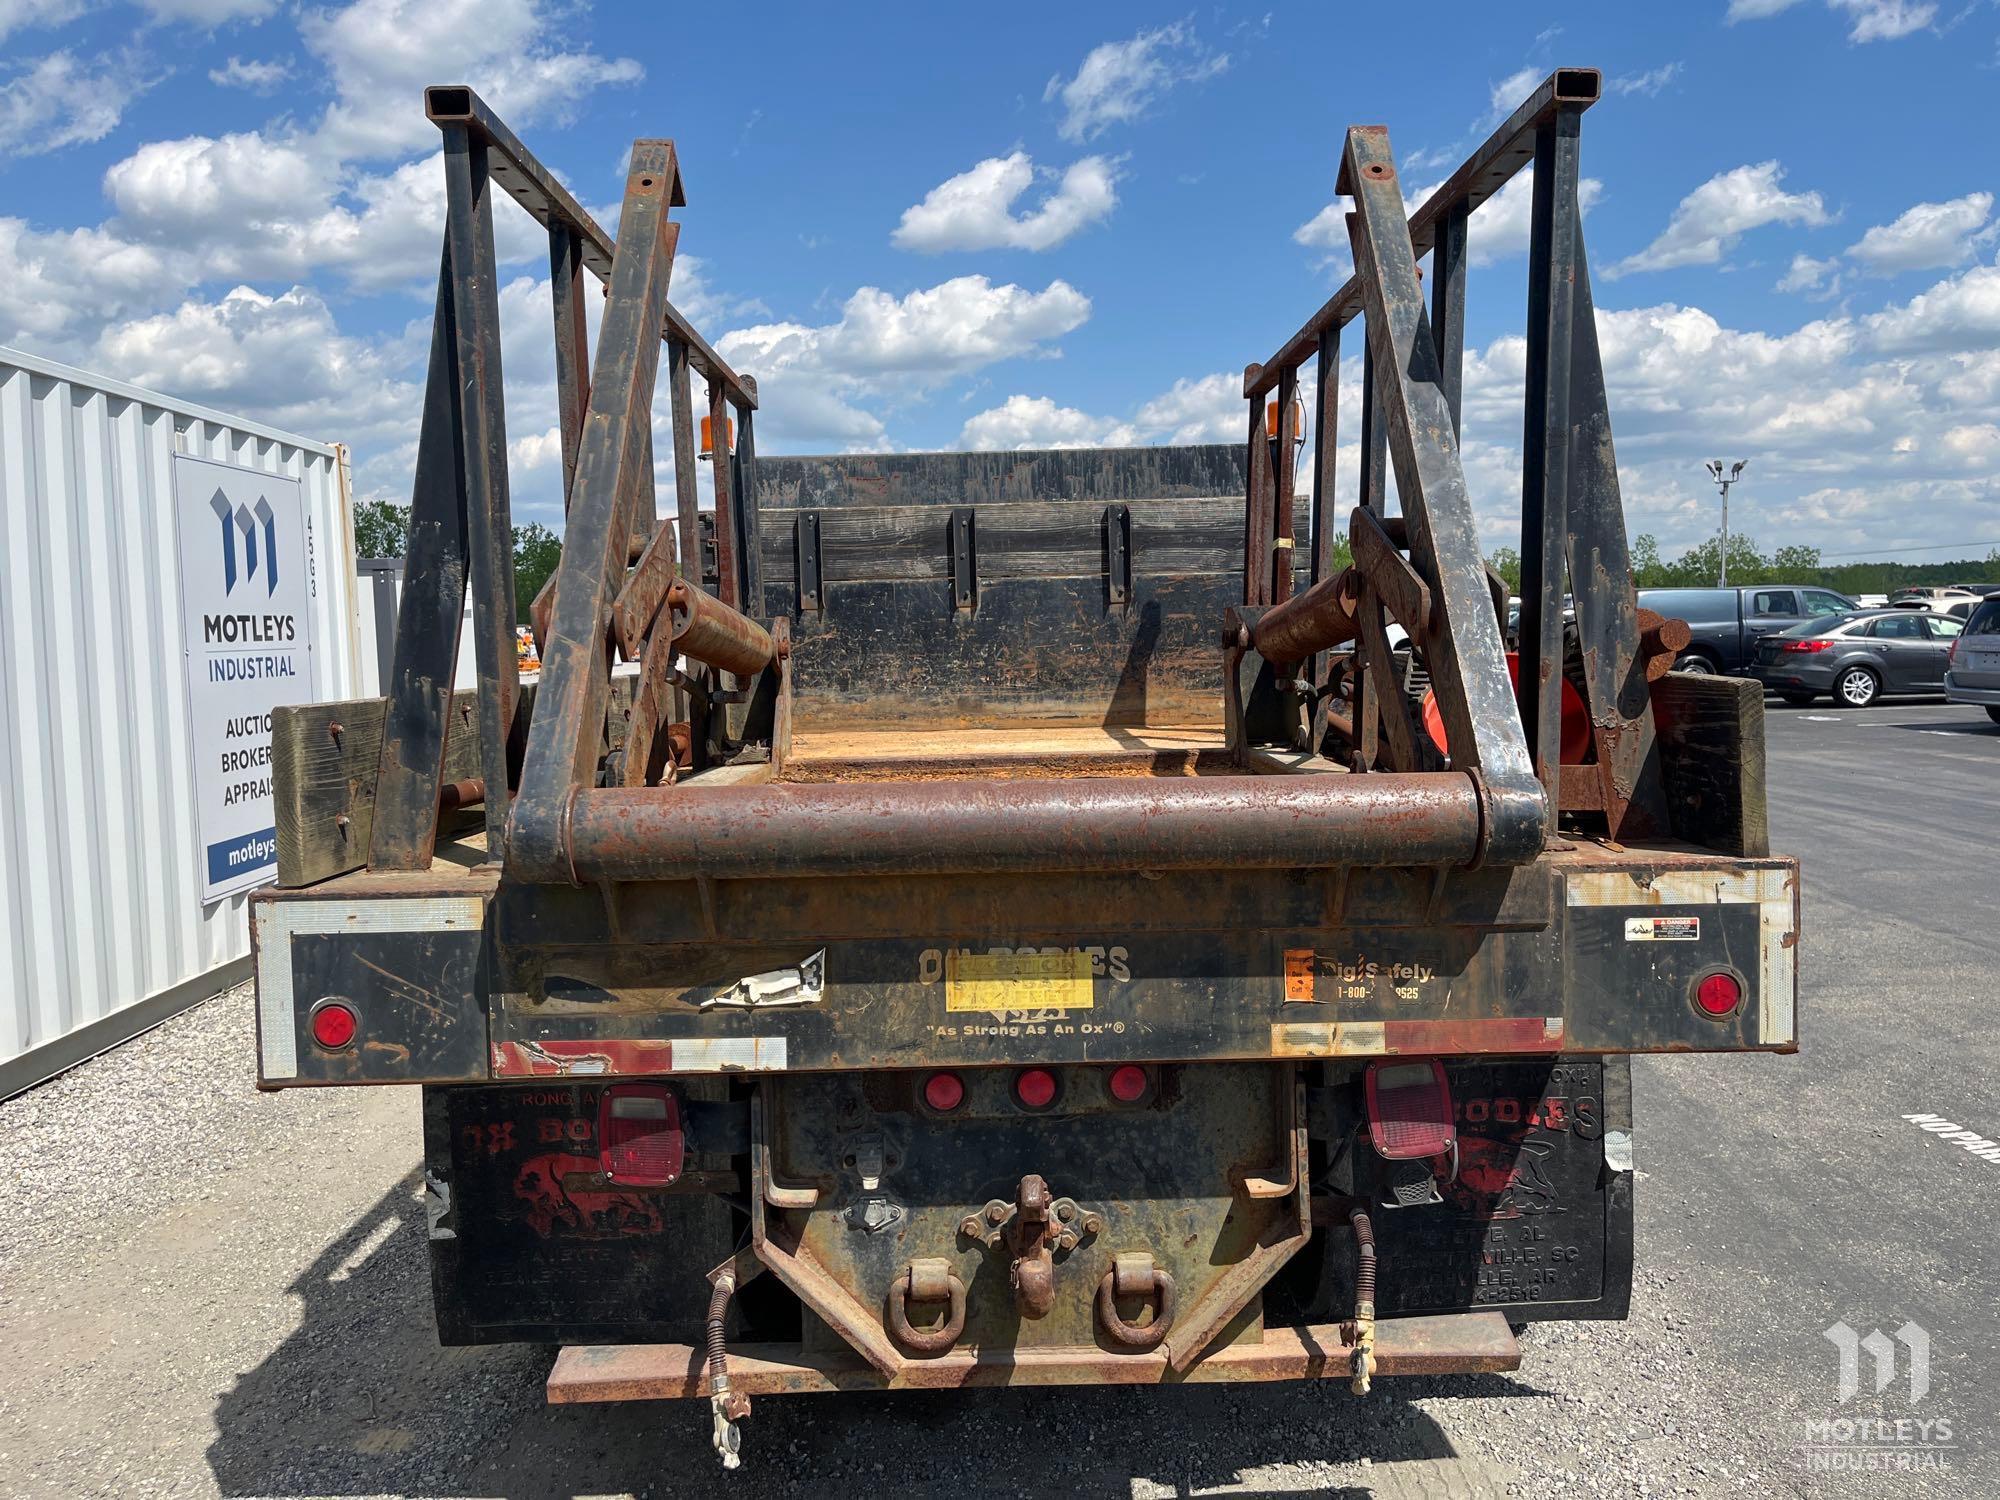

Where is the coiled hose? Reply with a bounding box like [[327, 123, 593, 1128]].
[[1349, 1205, 1377, 1395], [706, 1272, 743, 1469]]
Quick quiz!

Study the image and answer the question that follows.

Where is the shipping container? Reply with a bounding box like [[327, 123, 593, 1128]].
[[0, 345, 362, 1097]]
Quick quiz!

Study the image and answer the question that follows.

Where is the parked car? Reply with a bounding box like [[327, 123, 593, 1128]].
[[1638, 585, 1857, 674], [1889, 585, 1985, 614], [1751, 609, 1965, 707], [1944, 596, 2000, 724]]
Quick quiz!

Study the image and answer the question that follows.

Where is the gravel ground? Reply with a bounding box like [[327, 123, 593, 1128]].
[[1, 700, 1992, 1498]]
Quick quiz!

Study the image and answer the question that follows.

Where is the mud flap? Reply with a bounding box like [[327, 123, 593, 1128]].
[[1281, 1055, 1633, 1325], [423, 1081, 743, 1345]]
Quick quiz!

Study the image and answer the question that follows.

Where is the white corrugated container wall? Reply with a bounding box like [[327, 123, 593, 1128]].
[[0, 346, 364, 1097]]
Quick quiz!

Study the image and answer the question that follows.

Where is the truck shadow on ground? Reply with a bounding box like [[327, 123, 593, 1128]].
[[206, 1174, 1545, 1499]]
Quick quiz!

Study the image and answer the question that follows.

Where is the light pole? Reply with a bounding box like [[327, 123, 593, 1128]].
[[1704, 459, 1748, 586]]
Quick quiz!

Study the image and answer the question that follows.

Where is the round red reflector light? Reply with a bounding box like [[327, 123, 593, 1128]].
[[923, 1071, 965, 1112], [1107, 1065, 1149, 1103], [1695, 972, 1742, 1017], [1015, 1068, 1058, 1110], [311, 1001, 358, 1050]]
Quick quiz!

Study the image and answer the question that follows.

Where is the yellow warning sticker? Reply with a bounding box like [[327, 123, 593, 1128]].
[[945, 949, 1096, 1012], [1284, 948, 1318, 1002]]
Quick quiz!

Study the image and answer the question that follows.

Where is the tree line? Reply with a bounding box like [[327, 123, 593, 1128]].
[[353, 499, 562, 623], [1487, 535, 2000, 596]]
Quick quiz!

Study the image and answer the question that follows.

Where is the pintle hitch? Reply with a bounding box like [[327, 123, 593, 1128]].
[[957, 1172, 1102, 1318]]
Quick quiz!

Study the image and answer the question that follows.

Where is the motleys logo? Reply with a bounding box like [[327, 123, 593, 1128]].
[[210, 488, 279, 597], [1825, 1320, 1929, 1403]]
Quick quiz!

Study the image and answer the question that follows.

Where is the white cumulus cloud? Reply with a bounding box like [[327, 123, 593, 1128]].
[[893, 152, 1120, 253], [1847, 192, 1994, 275], [1612, 161, 1830, 276], [1044, 20, 1226, 143]]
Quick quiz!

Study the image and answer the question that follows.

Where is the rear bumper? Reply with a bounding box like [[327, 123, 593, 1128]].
[[1944, 671, 2000, 706], [546, 1312, 1520, 1399], [1750, 661, 1836, 692]]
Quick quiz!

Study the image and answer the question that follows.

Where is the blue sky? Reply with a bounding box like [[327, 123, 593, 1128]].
[[3, 0, 1997, 563]]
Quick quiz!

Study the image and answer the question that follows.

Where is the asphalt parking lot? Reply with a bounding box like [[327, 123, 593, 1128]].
[[1, 695, 1994, 1499]]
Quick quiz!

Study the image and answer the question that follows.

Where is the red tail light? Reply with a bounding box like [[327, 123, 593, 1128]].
[[598, 1084, 684, 1186], [1106, 1064, 1150, 1103], [309, 1000, 357, 1050], [1694, 970, 1744, 1018], [1365, 1059, 1455, 1159], [923, 1071, 965, 1112], [1014, 1068, 1058, 1110], [1948, 638, 1960, 666], [1778, 638, 1833, 654]]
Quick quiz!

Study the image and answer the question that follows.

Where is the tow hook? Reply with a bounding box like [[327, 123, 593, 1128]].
[[957, 1173, 1102, 1319]]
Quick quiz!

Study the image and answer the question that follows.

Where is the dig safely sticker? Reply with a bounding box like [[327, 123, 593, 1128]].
[[1625, 916, 1700, 942]]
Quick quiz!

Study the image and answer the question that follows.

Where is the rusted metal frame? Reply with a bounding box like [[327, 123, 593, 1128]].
[[750, 1089, 905, 1376], [438, 123, 521, 854], [559, 773, 1485, 883], [1430, 203, 1468, 438], [1241, 367, 1274, 606], [621, 614, 680, 788], [1308, 327, 1341, 738], [1244, 67, 1602, 402], [1351, 508, 1432, 645], [368, 242, 472, 870], [550, 223, 591, 510], [1358, 341, 1386, 514], [1566, 233, 1670, 838], [1517, 106, 1583, 841], [708, 378, 740, 608], [1272, 364, 1299, 603], [612, 522, 679, 660], [1340, 126, 1543, 863], [1352, 586, 1425, 772], [421, 85, 756, 412], [545, 1310, 1521, 1398], [732, 380, 763, 616], [1163, 1079, 1311, 1372], [666, 339, 700, 575], [509, 142, 681, 886]]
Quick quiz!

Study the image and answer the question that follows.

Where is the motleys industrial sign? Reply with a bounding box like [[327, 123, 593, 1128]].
[[173, 453, 317, 902]]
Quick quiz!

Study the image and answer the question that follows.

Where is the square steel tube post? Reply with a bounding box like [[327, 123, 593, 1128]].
[[667, 339, 700, 574], [439, 123, 521, 853], [509, 142, 681, 886], [420, 87, 755, 414], [709, 378, 740, 608], [1358, 337, 1386, 514], [1430, 203, 1468, 438], [1310, 328, 1339, 589], [1341, 126, 1542, 863], [1517, 106, 1583, 840], [368, 243, 472, 870], [1567, 231, 1670, 839], [550, 223, 591, 513], [1241, 366, 1273, 606], [1243, 69, 1600, 407], [1273, 364, 1299, 602], [733, 379, 763, 616]]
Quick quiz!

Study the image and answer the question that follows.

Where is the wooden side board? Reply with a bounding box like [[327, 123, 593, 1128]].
[[272, 676, 638, 888], [1649, 672, 1769, 858]]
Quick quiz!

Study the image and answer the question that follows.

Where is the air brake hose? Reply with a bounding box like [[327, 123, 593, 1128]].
[[707, 1272, 745, 1469], [1349, 1205, 1378, 1395]]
